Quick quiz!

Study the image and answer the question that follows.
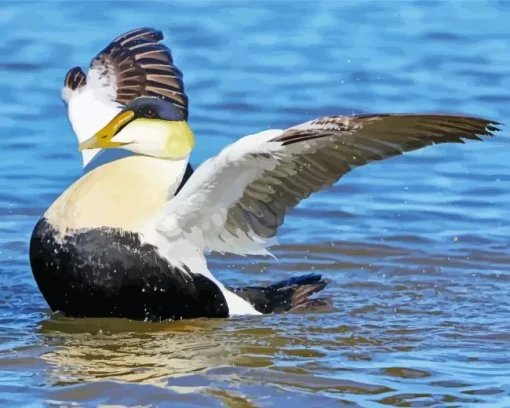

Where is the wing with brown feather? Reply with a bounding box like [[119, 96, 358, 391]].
[[225, 114, 499, 240], [90, 27, 188, 119], [63, 27, 188, 120], [64, 66, 86, 91], [152, 113, 500, 255]]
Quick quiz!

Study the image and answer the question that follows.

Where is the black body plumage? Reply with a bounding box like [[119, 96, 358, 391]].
[[29, 218, 229, 321]]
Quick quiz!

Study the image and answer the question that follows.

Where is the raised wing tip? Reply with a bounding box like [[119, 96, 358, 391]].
[[435, 115, 502, 142], [364, 113, 502, 140], [62, 62, 87, 106], [64, 66, 85, 86], [484, 121, 502, 135], [112, 27, 164, 46], [461, 116, 502, 138]]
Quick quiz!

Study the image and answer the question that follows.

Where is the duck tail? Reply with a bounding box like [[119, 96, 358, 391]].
[[232, 273, 329, 314]]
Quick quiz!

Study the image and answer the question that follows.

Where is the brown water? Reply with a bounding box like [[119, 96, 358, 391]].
[[1, 1, 510, 407]]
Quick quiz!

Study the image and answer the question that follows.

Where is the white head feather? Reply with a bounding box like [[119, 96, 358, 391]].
[[62, 67, 123, 167]]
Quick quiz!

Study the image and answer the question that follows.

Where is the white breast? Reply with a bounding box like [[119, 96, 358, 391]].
[[46, 156, 189, 235]]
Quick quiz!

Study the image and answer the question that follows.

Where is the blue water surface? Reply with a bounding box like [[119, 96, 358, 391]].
[[0, 1, 509, 407]]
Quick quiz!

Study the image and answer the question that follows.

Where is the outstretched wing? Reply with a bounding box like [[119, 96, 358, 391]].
[[148, 114, 499, 255]]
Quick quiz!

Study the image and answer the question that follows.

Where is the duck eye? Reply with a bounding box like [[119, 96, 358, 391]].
[[142, 107, 156, 118]]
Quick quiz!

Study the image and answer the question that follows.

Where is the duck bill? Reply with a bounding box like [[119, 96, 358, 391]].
[[78, 110, 135, 151]]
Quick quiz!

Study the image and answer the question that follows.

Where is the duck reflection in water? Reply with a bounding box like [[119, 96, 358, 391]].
[[38, 314, 278, 388]]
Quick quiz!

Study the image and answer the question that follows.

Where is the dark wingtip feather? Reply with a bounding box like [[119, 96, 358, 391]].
[[64, 66, 86, 90], [289, 280, 328, 311], [233, 274, 329, 314], [269, 273, 323, 289], [485, 122, 502, 134], [112, 27, 163, 46], [421, 114, 501, 140], [290, 296, 332, 311]]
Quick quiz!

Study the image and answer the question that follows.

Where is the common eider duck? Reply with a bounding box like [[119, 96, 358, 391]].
[[30, 29, 500, 321]]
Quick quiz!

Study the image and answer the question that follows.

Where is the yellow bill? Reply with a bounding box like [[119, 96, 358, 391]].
[[78, 108, 195, 159], [78, 110, 135, 151]]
